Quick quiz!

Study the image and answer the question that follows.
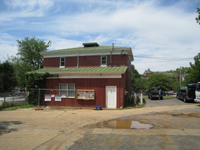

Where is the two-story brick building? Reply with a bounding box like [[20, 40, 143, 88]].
[[33, 42, 133, 109]]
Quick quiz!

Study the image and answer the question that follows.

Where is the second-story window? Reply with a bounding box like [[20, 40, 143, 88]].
[[60, 57, 65, 68], [101, 55, 107, 66]]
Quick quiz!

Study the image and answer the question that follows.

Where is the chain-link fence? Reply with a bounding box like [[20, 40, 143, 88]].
[[0, 92, 27, 105], [27, 88, 77, 108]]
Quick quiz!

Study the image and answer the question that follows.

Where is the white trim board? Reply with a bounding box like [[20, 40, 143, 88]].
[[47, 74, 122, 79]]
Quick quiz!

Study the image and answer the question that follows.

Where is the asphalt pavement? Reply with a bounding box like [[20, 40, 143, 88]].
[[67, 99, 200, 150], [145, 97, 196, 107]]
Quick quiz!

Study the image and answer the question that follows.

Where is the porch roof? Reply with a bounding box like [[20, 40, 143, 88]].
[[28, 66, 128, 75]]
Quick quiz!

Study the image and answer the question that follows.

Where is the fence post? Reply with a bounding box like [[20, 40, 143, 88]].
[[134, 93, 137, 105], [38, 88, 40, 107], [140, 93, 143, 104]]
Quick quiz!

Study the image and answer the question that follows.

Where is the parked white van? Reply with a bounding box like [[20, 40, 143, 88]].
[[194, 82, 200, 102]]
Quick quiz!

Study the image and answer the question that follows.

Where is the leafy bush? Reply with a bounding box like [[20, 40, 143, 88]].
[[26, 72, 50, 105]]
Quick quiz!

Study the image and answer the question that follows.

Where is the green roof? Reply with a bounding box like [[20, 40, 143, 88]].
[[40, 42, 134, 61], [42, 46, 130, 53], [29, 66, 128, 74]]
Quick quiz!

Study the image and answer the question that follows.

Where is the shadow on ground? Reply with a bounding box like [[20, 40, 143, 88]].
[[0, 121, 22, 135]]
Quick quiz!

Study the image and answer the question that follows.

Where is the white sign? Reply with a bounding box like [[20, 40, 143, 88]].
[[44, 95, 51, 101], [55, 95, 62, 101]]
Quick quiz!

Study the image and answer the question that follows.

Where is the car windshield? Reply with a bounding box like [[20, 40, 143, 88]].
[[197, 83, 200, 91]]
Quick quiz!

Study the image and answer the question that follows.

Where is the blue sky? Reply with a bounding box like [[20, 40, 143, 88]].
[[0, 0, 200, 74]]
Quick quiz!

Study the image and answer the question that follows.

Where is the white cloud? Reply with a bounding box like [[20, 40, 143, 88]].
[[39, 36, 83, 50], [0, 0, 54, 21], [1, 0, 200, 74], [0, 44, 18, 61], [3, 0, 54, 10]]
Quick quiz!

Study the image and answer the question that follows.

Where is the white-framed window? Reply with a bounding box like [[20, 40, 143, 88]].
[[59, 83, 75, 98], [101, 55, 107, 66], [60, 57, 65, 68]]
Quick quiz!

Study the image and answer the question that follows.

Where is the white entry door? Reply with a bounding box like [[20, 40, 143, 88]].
[[106, 86, 117, 109]]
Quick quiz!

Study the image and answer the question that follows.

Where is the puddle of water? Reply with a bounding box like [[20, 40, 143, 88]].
[[97, 120, 153, 129]]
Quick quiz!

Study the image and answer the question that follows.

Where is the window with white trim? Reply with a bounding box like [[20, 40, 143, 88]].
[[59, 84, 75, 98], [101, 55, 107, 66], [60, 57, 65, 67]]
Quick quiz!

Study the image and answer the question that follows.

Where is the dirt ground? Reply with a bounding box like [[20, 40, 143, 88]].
[[0, 103, 200, 150]]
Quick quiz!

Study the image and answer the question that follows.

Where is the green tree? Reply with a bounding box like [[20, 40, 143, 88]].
[[185, 53, 200, 83], [167, 67, 192, 75], [0, 61, 17, 92], [17, 37, 51, 69], [196, 7, 200, 24], [135, 77, 147, 91], [145, 72, 173, 91], [131, 65, 141, 91], [8, 56, 35, 87], [26, 73, 50, 105]]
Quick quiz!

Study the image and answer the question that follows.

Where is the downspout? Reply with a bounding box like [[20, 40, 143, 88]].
[[77, 52, 79, 68], [110, 43, 114, 67]]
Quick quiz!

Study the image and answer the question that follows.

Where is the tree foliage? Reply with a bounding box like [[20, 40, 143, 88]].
[[17, 37, 51, 69], [0, 61, 17, 92], [8, 56, 35, 88], [145, 72, 173, 91], [131, 65, 141, 91], [135, 77, 147, 91], [185, 53, 200, 83], [7, 37, 50, 88], [167, 67, 192, 75], [196, 7, 200, 25], [26, 73, 50, 105]]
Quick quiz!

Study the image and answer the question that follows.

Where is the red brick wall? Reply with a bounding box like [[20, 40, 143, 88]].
[[43, 58, 60, 68], [107, 55, 127, 67], [43, 54, 129, 68], [65, 57, 77, 68], [79, 56, 101, 67]]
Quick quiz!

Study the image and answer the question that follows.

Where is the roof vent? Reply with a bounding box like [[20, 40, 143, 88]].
[[83, 42, 99, 47]]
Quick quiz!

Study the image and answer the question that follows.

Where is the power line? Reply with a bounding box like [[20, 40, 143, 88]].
[[133, 56, 193, 63], [134, 56, 193, 59]]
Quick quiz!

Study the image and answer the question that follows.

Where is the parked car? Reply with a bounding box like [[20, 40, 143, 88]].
[[176, 83, 196, 102], [147, 87, 163, 100], [11, 89, 20, 96]]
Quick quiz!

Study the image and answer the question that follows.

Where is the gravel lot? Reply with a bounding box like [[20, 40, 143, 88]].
[[0, 99, 199, 150]]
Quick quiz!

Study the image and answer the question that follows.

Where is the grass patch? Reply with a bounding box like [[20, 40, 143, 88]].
[[4, 107, 18, 111], [0, 103, 34, 111], [123, 103, 146, 109], [19, 104, 34, 109]]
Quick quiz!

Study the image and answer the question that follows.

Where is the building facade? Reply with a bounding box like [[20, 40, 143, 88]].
[[33, 42, 134, 109]]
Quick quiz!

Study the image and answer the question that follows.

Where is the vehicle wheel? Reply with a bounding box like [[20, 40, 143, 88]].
[[150, 97, 153, 100], [184, 98, 187, 103]]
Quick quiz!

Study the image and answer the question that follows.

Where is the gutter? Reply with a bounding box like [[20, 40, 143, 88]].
[[110, 43, 114, 67]]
